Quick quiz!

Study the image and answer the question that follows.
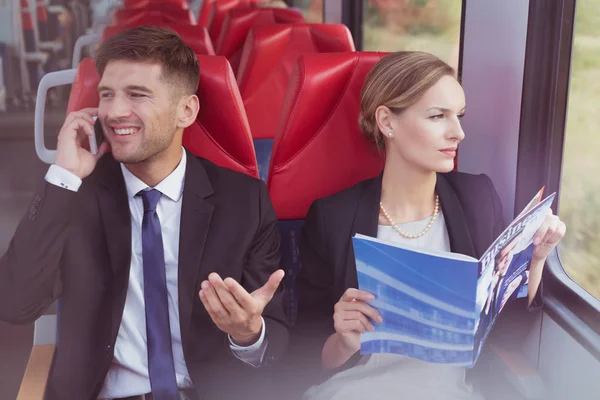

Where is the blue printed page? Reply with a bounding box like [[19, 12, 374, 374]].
[[353, 235, 479, 367], [473, 192, 556, 364]]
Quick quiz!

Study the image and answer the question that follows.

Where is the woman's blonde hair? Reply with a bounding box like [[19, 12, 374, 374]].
[[359, 51, 456, 149]]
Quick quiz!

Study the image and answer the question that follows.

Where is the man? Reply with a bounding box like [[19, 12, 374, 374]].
[[0, 26, 288, 400]]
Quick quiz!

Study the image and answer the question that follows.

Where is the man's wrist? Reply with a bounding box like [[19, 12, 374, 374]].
[[230, 320, 263, 346]]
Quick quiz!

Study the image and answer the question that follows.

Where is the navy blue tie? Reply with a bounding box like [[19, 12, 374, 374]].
[[139, 189, 179, 400]]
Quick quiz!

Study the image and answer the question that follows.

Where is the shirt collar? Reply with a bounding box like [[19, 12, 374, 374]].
[[120, 147, 187, 202]]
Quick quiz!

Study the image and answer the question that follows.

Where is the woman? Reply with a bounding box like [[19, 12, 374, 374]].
[[295, 51, 566, 399]]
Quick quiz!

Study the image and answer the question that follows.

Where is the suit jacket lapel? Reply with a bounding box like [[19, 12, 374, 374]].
[[345, 175, 382, 289], [97, 155, 132, 336], [436, 173, 477, 257], [351, 174, 382, 238], [177, 151, 215, 350]]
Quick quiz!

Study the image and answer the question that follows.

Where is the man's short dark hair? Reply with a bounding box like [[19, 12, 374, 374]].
[[94, 26, 200, 95]]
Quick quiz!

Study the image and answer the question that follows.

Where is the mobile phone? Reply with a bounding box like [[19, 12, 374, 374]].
[[90, 116, 104, 155]]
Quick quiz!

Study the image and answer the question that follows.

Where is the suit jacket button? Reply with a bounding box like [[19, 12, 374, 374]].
[[106, 344, 112, 353]]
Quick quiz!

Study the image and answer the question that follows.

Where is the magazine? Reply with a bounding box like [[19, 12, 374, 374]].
[[353, 188, 555, 367]]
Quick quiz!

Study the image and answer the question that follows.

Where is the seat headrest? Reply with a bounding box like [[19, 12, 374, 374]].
[[215, 8, 305, 73], [267, 52, 388, 220], [236, 23, 355, 140], [67, 57, 257, 178], [102, 24, 215, 56]]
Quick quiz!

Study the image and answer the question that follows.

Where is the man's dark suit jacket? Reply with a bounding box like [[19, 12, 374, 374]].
[[0, 150, 289, 400], [294, 171, 541, 381]]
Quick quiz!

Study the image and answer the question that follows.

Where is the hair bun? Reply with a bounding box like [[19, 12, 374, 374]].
[[359, 113, 383, 149]]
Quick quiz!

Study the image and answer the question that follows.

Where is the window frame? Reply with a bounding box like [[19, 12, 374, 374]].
[[516, 0, 600, 358], [342, 0, 363, 50]]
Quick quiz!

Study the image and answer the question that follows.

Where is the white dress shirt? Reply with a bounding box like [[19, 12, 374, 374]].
[[44, 148, 267, 399]]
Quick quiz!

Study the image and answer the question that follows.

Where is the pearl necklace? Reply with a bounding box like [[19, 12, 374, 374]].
[[379, 195, 440, 239]]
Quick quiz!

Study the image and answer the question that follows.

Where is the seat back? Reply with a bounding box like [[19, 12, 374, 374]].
[[215, 8, 305, 74], [236, 24, 355, 181], [184, 55, 257, 177], [112, 14, 167, 27], [206, 0, 260, 41], [198, 0, 217, 26], [113, 6, 196, 25], [267, 52, 387, 322], [67, 56, 257, 178], [169, 25, 216, 55], [102, 24, 215, 56]]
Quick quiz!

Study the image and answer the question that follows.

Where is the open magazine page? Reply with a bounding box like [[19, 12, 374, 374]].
[[473, 192, 556, 363], [353, 237, 479, 367], [516, 187, 545, 219]]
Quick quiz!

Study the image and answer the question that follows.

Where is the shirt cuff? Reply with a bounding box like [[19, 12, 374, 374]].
[[44, 164, 82, 192], [228, 317, 268, 368]]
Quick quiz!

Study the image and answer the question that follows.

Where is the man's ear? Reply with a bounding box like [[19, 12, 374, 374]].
[[177, 94, 200, 129]]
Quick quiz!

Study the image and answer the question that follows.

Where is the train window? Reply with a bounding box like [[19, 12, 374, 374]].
[[558, 0, 600, 300], [294, 0, 323, 22], [363, 0, 462, 71]]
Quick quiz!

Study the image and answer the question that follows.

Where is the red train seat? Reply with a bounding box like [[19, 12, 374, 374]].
[[266, 52, 388, 321], [236, 24, 355, 181], [198, 0, 217, 26], [206, 0, 261, 41], [215, 7, 305, 74]]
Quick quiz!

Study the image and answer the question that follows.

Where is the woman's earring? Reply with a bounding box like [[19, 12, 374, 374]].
[[387, 131, 393, 138]]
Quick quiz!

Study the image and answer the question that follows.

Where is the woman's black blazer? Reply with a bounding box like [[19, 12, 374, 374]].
[[295, 171, 540, 372]]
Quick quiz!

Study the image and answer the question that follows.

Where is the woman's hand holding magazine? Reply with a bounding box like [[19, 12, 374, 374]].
[[527, 208, 567, 305], [531, 208, 566, 261], [322, 289, 383, 369]]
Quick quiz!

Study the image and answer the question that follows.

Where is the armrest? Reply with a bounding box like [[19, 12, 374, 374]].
[[39, 41, 64, 53], [24, 52, 50, 64], [72, 33, 102, 69], [489, 343, 545, 399], [34, 68, 78, 164], [16, 344, 55, 400], [47, 5, 68, 14]]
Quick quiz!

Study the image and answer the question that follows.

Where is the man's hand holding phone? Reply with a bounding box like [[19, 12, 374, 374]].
[[55, 108, 110, 179]]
